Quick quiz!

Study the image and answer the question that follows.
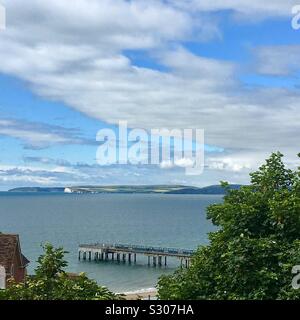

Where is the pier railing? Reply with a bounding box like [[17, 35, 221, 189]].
[[78, 243, 196, 268]]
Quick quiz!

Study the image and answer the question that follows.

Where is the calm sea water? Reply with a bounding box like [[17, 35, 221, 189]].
[[0, 193, 222, 292]]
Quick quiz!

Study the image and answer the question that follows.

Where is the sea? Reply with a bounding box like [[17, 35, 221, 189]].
[[0, 193, 222, 293]]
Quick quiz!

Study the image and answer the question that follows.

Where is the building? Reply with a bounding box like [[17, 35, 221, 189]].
[[0, 234, 29, 289]]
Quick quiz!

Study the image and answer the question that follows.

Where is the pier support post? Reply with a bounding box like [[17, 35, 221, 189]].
[[153, 256, 157, 267], [105, 252, 109, 261], [164, 256, 167, 266], [78, 251, 81, 260], [117, 253, 120, 263], [148, 256, 150, 267], [88, 251, 92, 261], [158, 256, 162, 267], [83, 252, 86, 260], [122, 254, 126, 263], [112, 253, 115, 261], [134, 254, 137, 264], [128, 253, 131, 264]]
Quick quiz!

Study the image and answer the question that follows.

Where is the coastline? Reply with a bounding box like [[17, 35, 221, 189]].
[[120, 288, 158, 300]]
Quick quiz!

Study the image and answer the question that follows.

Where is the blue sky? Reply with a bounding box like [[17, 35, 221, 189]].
[[0, 0, 299, 190]]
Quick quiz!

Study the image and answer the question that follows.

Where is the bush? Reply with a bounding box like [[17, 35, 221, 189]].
[[0, 243, 121, 300], [157, 152, 300, 300]]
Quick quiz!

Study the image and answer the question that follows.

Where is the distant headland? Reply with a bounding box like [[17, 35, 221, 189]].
[[8, 184, 242, 195]]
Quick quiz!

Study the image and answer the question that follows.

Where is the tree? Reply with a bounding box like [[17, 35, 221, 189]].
[[0, 243, 121, 300], [157, 152, 300, 300]]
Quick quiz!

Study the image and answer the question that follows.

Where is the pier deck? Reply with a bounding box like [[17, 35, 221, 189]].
[[78, 243, 195, 268]]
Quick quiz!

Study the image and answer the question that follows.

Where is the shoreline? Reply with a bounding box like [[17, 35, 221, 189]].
[[119, 288, 158, 300]]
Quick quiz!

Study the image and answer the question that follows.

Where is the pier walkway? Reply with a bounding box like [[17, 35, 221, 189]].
[[78, 243, 195, 268]]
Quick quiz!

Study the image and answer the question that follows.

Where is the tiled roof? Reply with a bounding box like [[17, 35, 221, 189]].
[[0, 234, 29, 273]]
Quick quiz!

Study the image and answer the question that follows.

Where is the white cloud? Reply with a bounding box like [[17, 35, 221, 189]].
[[160, 160, 174, 169], [2, 0, 198, 48], [175, 158, 195, 168], [0, 0, 299, 182], [167, 0, 296, 19], [0, 164, 60, 185], [0, 118, 94, 149], [207, 156, 253, 172], [0, 120, 70, 146], [255, 45, 300, 76], [160, 158, 196, 169]]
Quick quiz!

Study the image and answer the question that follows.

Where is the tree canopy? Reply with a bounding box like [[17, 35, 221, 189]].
[[157, 152, 300, 300], [0, 243, 120, 300]]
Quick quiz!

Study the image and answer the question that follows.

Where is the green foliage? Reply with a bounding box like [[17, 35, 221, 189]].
[[158, 152, 300, 300], [0, 243, 120, 300]]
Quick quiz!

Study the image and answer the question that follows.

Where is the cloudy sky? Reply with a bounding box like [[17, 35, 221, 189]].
[[0, 0, 299, 190]]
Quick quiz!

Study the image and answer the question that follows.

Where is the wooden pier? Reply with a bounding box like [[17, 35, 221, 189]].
[[78, 243, 195, 268]]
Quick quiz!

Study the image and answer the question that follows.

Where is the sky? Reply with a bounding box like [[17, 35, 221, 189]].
[[0, 0, 299, 190]]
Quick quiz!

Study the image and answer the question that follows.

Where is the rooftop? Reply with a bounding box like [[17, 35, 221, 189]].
[[0, 234, 29, 273]]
